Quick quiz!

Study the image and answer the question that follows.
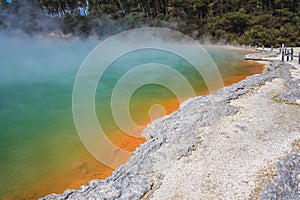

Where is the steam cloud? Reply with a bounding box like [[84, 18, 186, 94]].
[[0, 0, 180, 39], [0, 0, 62, 36]]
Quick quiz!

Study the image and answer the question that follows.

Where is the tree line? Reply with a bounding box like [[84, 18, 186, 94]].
[[1, 0, 299, 46]]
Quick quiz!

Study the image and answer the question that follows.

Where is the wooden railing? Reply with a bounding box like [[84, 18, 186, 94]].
[[234, 44, 300, 64]]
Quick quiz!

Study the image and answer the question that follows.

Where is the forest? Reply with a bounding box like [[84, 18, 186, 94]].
[[0, 0, 299, 46]]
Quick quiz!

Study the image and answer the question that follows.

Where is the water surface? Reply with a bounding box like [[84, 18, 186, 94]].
[[0, 34, 263, 199]]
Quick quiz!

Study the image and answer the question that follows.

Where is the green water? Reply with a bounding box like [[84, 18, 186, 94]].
[[96, 48, 207, 132], [0, 34, 261, 199], [0, 35, 98, 198]]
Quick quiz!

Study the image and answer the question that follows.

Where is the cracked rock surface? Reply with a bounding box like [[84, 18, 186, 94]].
[[261, 153, 300, 200]]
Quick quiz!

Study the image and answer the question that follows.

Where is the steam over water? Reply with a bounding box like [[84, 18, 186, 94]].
[[0, 33, 263, 199]]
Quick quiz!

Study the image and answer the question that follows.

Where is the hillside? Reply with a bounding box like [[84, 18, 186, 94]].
[[1, 0, 299, 46]]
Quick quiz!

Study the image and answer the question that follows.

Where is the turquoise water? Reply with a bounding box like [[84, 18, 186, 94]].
[[0, 35, 98, 199], [96, 48, 207, 131], [0, 33, 262, 199]]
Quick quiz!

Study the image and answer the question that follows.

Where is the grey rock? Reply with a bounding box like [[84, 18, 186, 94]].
[[245, 51, 278, 61], [42, 55, 298, 199], [261, 153, 300, 200]]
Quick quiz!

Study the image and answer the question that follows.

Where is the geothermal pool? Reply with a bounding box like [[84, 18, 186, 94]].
[[0, 33, 263, 199]]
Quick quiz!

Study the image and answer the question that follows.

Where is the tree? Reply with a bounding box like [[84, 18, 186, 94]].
[[193, 0, 208, 21]]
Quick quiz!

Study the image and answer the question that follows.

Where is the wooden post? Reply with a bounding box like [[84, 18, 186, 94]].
[[271, 46, 273, 51], [284, 47, 287, 55], [291, 48, 294, 61], [281, 44, 285, 62], [287, 50, 290, 62], [298, 53, 300, 65]]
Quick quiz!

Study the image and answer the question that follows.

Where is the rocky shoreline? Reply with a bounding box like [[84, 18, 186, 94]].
[[42, 49, 300, 200]]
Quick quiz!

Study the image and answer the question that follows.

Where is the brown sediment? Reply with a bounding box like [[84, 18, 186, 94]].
[[9, 60, 265, 200], [12, 99, 180, 200], [8, 154, 114, 200], [222, 61, 265, 86]]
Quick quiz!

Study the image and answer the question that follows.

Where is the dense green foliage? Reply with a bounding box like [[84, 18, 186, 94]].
[[1, 0, 299, 46]]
